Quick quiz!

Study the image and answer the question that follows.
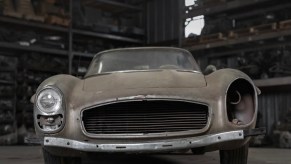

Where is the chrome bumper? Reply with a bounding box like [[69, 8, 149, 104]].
[[44, 130, 246, 153]]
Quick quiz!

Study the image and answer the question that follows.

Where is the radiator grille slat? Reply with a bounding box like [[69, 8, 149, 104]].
[[82, 101, 208, 135]]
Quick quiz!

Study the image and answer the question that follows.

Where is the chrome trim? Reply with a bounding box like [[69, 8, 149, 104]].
[[35, 85, 65, 116], [80, 97, 211, 139], [43, 130, 244, 153]]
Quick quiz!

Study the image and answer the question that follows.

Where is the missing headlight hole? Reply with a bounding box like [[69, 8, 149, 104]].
[[227, 79, 255, 125]]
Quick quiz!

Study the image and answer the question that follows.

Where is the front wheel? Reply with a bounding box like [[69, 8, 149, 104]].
[[42, 148, 81, 164], [219, 144, 249, 164]]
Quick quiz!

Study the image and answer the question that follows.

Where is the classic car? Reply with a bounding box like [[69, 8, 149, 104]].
[[31, 47, 265, 164]]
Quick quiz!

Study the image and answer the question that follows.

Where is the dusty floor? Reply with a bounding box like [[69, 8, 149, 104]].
[[0, 146, 290, 164]]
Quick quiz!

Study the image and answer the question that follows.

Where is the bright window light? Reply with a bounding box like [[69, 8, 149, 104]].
[[185, 15, 205, 37], [185, 0, 205, 37], [185, 0, 196, 6]]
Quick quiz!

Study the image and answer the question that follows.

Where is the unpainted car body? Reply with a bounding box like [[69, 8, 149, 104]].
[[31, 47, 264, 164]]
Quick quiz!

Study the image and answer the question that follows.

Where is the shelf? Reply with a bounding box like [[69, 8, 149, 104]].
[[72, 29, 143, 43], [254, 77, 291, 88], [0, 16, 142, 44], [0, 107, 14, 112], [0, 80, 14, 85], [83, 0, 142, 13], [0, 119, 15, 124], [0, 16, 67, 32], [185, 0, 271, 18], [0, 68, 15, 72], [0, 94, 14, 98], [0, 42, 68, 56], [73, 51, 95, 58], [185, 29, 291, 52], [26, 66, 66, 74]]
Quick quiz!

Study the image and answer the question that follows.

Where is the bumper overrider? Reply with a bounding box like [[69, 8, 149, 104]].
[[42, 128, 265, 153]]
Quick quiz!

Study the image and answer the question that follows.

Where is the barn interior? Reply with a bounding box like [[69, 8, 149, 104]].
[[0, 0, 291, 164]]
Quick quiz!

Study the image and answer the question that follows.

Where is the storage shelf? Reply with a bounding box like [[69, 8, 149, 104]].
[[72, 29, 143, 43], [73, 51, 95, 58], [0, 16, 67, 32], [0, 67, 15, 72], [0, 119, 15, 124], [0, 42, 68, 56], [26, 66, 66, 74], [254, 77, 291, 88], [185, 0, 271, 18], [0, 107, 14, 112], [199, 41, 291, 58], [0, 94, 14, 98], [0, 80, 14, 85], [0, 42, 98, 58], [0, 16, 143, 44], [185, 29, 291, 52], [83, 0, 142, 13]]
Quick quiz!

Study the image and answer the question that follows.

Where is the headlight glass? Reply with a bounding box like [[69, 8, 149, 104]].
[[37, 88, 62, 113]]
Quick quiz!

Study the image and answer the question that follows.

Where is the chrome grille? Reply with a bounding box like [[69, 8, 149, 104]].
[[82, 101, 208, 135]]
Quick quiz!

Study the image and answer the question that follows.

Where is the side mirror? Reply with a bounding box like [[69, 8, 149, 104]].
[[204, 65, 217, 75]]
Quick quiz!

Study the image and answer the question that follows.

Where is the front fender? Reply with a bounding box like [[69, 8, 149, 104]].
[[205, 68, 258, 132]]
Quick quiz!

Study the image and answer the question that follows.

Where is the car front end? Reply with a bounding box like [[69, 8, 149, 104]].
[[33, 70, 264, 157], [31, 47, 265, 164]]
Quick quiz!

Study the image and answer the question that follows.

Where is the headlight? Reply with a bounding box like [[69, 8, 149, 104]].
[[36, 87, 62, 114]]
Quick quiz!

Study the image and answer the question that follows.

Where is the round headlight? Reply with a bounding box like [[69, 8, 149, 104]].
[[37, 88, 62, 113]]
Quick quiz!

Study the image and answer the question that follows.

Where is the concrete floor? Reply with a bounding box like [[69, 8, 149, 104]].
[[0, 146, 290, 164]]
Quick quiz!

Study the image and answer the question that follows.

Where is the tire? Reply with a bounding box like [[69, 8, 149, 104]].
[[42, 148, 81, 164], [219, 144, 249, 164]]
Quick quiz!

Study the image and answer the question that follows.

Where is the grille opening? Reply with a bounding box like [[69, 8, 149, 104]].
[[82, 100, 208, 135]]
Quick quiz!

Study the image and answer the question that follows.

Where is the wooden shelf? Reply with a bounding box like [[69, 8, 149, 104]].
[[0, 16, 143, 44], [0, 80, 14, 85], [185, 29, 291, 52], [254, 77, 291, 88], [26, 66, 66, 74], [0, 42, 68, 56], [83, 0, 142, 13], [185, 0, 271, 18], [0, 16, 67, 32], [0, 67, 15, 72], [72, 29, 143, 43], [0, 42, 98, 58], [73, 51, 95, 58]]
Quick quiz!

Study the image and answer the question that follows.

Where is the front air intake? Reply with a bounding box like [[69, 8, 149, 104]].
[[82, 100, 209, 135]]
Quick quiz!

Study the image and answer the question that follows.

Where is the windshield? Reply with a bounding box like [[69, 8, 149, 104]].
[[86, 48, 200, 76]]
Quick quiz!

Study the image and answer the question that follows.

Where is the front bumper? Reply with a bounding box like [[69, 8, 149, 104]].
[[43, 128, 265, 153]]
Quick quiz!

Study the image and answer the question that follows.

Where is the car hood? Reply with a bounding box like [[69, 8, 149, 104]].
[[83, 70, 206, 92]]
